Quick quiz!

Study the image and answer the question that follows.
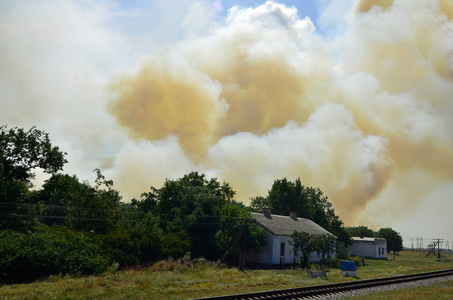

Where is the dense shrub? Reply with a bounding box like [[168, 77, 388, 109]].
[[0, 225, 107, 283], [100, 213, 162, 267]]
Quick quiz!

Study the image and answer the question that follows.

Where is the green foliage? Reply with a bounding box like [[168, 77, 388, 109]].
[[0, 126, 67, 230], [249, 196, 270, 212], [0, 225, 107, 283], [100, 213, 163, 267], [0, 126, 67, 183], [290, 231, 336, 270], [312, 234, 336, 269], [246, 222, 267, 253], [345, 226, 377, 238], [33, 170, 122, 234], [161, 230, 192, 259], [32, 173, 88, 226], [150, 172, 236, 259], [215, 202, 266, 255], [290, 231, 316, 269], [378, 227, 403, 253], [252, 177, 351, 245], [215, 203, 244, 252]]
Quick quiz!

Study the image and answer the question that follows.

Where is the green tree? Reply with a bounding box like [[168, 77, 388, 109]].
[[378, 227, 403, 253], [32, 173, 88, 226], [65, 169, 121, 234], [0, 126, 66, 182], [161, 230, 191, 258], [145, 172, 265, 261], [151, 172, 235, 259], [253, 178, 351, 246], [290, 231, 315, 269], [0, 126, 67, 230], [34, 170, 121, 234], [249, 195, 270, 212], [345, 226, 376, 238], [215, 202, 266, 262], [312, 234, 336, 270], [100, 213, 162, 266]]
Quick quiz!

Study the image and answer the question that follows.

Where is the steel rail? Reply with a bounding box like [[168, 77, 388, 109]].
[[194, 269, 453, 300]]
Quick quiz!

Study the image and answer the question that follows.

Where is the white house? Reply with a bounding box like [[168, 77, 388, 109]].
[[349, 237, 387, 259], [246, 209, 335, 267]]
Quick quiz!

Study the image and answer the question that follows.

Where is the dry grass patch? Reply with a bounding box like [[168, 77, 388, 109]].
[[0, 251, 452, 299]]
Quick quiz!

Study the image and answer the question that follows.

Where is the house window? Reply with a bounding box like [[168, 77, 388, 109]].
[[280, 241, 285, 257]]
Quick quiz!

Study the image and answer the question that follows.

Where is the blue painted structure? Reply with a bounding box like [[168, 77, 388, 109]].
[[340, 260, 357, 271]]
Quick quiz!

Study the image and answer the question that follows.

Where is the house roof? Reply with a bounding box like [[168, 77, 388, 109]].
[[251, 212, 334, 237], [352, 237, 386, 243]]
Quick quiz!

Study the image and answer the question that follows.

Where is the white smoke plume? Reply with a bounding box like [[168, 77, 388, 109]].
[[1, 1, 453, 238]]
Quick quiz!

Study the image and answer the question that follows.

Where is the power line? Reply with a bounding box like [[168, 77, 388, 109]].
[[0, 202, 251, 221], [0, 212, 258, 227]]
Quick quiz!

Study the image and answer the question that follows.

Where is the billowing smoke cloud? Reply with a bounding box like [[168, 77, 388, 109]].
[[108, 0, 453, 223], [1, 0, 453, 232]]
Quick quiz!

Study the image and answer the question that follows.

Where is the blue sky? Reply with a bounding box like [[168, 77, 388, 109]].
[[221, 0, 320, 22]]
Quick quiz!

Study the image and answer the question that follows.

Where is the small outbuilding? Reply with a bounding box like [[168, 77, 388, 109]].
[[246, 209, 335, 268], [349, 237, 387, 259]]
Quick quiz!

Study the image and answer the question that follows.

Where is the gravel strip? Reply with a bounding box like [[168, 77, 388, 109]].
[[318, 275, 453, 299]]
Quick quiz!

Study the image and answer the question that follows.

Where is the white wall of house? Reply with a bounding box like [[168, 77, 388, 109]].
[[247, 232, 331, 266], [350, 238, 387, 259]]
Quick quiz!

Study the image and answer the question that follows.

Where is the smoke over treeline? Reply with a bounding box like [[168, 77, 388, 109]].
[[108, 0, 453, 224], [1, 0, 452, 235]]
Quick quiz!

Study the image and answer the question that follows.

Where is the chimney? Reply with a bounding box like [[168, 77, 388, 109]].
[[262, 207, 271, 218], [289, 211, 297, 220]]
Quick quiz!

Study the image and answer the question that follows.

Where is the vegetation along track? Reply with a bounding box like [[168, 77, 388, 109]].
[[196, 269, 453, 300]]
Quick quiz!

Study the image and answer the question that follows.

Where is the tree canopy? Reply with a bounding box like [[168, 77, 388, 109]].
[[345, 226, 376, 238], [0, 126, 67, 183], [148, 172, 265, 260], [251, 177, 351, 245], [378, 227, 403, 253], [0, 126, 67, 230]]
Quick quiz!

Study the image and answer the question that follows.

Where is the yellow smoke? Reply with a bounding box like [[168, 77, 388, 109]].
[[355, 0, 394, 13], [109, 59, 226, 158], [109, 1, 453, 224]]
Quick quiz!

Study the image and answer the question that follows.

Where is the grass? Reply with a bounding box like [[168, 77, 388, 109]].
[[1, 251, 453, 299]]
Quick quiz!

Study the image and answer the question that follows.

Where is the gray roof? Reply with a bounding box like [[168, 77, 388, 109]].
[[352, 237, 386, 243], [251, 212, 334, 237]]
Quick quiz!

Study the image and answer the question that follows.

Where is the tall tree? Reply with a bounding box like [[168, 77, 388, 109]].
[[0, 126, 67, 183], [378, 227, 403, 253], [0, 126, 67, 230], [146, 171, 265, 260], [312, 234, 336, 270], [151, 172, 235, 259], [252, 177, 351, 245], [33, 170, 122, 234], [290, 231, 315, 269], [345, 226, 376, 238]]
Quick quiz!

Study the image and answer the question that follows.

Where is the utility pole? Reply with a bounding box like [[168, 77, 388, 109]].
[[411, 238, 414, 252], [436, 239, 444, 259]]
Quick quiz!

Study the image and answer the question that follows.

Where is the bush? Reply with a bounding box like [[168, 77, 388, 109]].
[[0, 225, 108, 283], [100, 213, 162, 267]]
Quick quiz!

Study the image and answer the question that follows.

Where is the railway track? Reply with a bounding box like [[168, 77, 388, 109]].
[[195, 269, 453, 300]]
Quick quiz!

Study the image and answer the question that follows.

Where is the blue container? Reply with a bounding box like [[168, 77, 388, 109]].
[[340, 260, 357, 271]]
